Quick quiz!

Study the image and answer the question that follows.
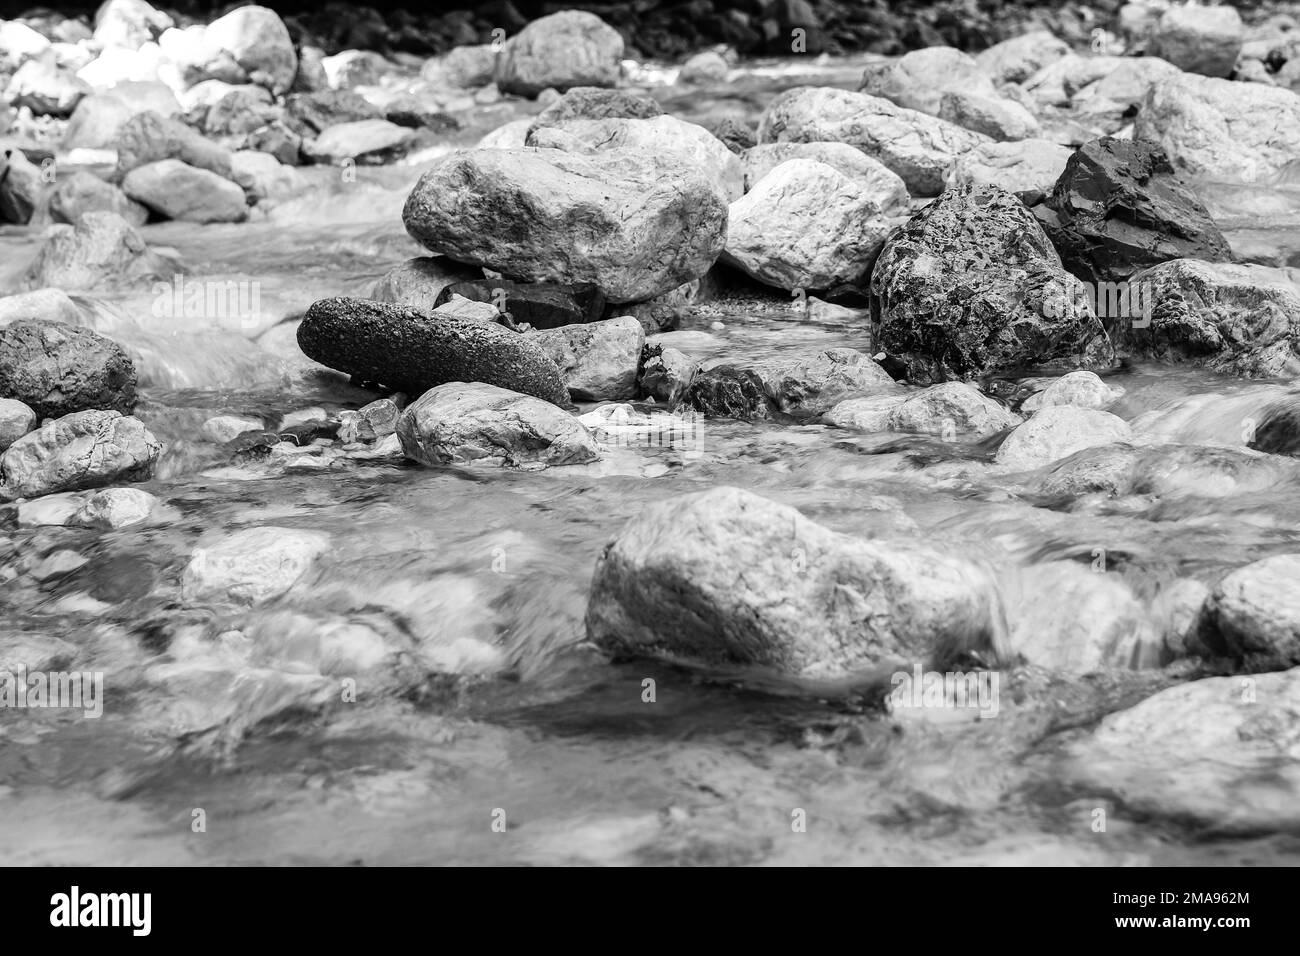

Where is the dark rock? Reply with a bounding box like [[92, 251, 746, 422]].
[[0, 148, 44, 225], [684, 365, 772, 420], [432, 279, 605, 330], [223, 430, 280, 464], [298, 297, 570, 407], [1250, 400, 1300, 457], [0, 320, 137, 420], [1035, 137, 1232, 285], [278, 420, 339, 445], [709, 117, 757, 155], [870, 183, 1113, 384], [385, 105, 459, 131], [285, 90, 382, 137]]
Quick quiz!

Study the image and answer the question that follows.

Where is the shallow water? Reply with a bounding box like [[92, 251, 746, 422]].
[[3, 56, 1300, 866]]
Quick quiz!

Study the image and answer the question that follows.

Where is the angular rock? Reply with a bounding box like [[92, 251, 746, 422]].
[[49, 171, 148, 227], [298, 297, 570, 407], [741, 142, 909, 214], [494, 11, 623, 97], [1, 409, 160, 499], [0, 320, 137, 419], [94, 0, 172, 49], [871, 183, 1111, 384], [285, 90, 382, 136], [722, 159, 891, 291], [944, 138, 1072, 206], [182, 526, 330, 605], [1036, 137, 1231, 285], [995, 405, 1132, 470], [687, 348, 896, 421], [22, 212, 170, 291], [1135, 73, 1300, 184], [757, 86, 990, 196], [528, 316, 644, 401], [122, 159, 247, 223], [585, 486, 999, 680], [402, 148, 728, 304], [859, 47, 997, 116], [397, 381, 598, 468]]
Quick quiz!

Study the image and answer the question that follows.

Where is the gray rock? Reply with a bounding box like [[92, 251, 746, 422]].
[[823, 393, 909, 431], [529, 316, 644, 401], [435, 45, 498, 88], [0, 398, 35, 450], [975, 31, 1070, 84], [397, 381, 598, 468], [859, 47, 997, 115], [740, 142, 908, 214], [679, 51, 729, 84], [372, 256, 482, 313], [585, 485, 1000, 680], [1020, 370, 1124, 413], [870, 183, 1111, 384], [0, 148, 44, 225], [0, 320, 137, 419], [23, 212, 171, 291], [298, 297, 570, 407], [527, 86, 662, 133], [1205, 554, 1300, 663], [0, 288, 83, 327], [638, 345, 697, 408], [302, 119, 414, 165], [61, 86, 180, 150], [182, 526, 330, 605], [285, 89, 382, 136], [402, 148, 728, 304], [757, 85, 990, 196], [122, 159, 248, 223], [4, 56, 89, 117], [938, 91, 1040, 141], [229, 149, 303, 203], [49, 170, 148, 226], [202, 84, 275, 136], [71, 486, 158, 529], [1, 409, 161, 499], [995, 405, 1132, 470], [494, 11, 623, 97], [204, 4, 297, 95], [1148, 3, 1243, 77], [944, 138, 1072, 205], [111, 109, 234, 182], [94, 0, 172, 49], [888, 382, 1020, 438], [687, 348, 897, 421]]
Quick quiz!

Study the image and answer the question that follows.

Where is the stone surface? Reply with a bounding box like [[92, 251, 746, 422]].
[[741, 142, 908, 214], [302, 119, 413, 165], [111, 109, 233, 182], [859, 47, 997, 115], [0, 320, 137, 419], [0, 398, 36, 450], [938, 91, 1040, 142], [585, 486, 999, 680], [397, 381, 598, 468], [638, 345, 697, 408], [49, 171, 148, 227], [122, 159, 247, 223], [871, 183, 1110, 384], [204, 4, 297, 95], [22, 212, 170, 291], [1, 409, 160, 499], [298, 297, 570, 407], [527, 316, 644, 401], [402, 148, 728, 304], [944, 138, 1072, 206], [995, 405, 1132, 471], [1148, 3, 1243, 77], [493, 11, 623, 97], [976, 31, 1070, 84], [71, 486, 157, 529], [371, 257, 482, 313], [1204, 555, 1300, 663], [433, 279, 605, 331], [888, 382, 1020, 438], [687, 348, 896, 421], [1020, 370, 1125, 413], [528, 86, 662, 133]]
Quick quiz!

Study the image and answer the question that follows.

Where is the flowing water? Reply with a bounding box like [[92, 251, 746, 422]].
[[3, 57, 1300, 866]]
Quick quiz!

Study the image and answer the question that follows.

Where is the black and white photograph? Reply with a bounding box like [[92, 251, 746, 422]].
[[0, 0, 1293, 897]]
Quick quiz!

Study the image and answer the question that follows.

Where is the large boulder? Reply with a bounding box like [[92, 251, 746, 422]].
[[494, 11, 623, 97], [1035, 137, 1231, 285], [858, 47, 997, 116], [122, 159, 247, 223], [584, 486, 1000, 680], [110, 109, 233, 182], [1135, 73, 1300, 184], [870, 183, 1111, 384], [740, 142, 908, 214], [944, 138, 1072, 205], [757, 86, 991, 196], [0, 320, 137, 419], [527, 115, 743, 201], [1204, 555, 1300, 663], [1122, 259, 1300, 378], [204, 5, 297, 95], [528, 316, 644, 402], [298, 297, 570, 407], [722, 159, 890, 292], [397, 381, 598, 468], [49, 171, 148, 227], [1, 409, 160, 499], [22, 212, 170, 292], [1147, 3, 1243, 77], [402, 148, 728, 304]]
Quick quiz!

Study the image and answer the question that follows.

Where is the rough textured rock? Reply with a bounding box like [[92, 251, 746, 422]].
[[1135, 73, 1300, 184], [527, 86, 662, 133], [871, 183, 1111, 384], [1064, 668, 1300, 832], [182, 526, 330, 605], [0, 320, 137, 420], [638, 345, 697, 408], [859, 47, 997, 115], [397, 381, 598, 468], [741, 142, 908, 214], [757, 86, 990, 195], [432, 280, 605, 331], [49, 171, 148, 227], [938, 91, 1040, 141], [1037, 138, 1231, 286], [111, 109, 234, 182], [0, 398, 36, 450], [944, 138, 1072, 205], [527, 115, 743, 201], [494, 11, 623, 97], [585, 486, 999, 680], [204, 4, 297, 95], [1148, 3, 1243, 77], [722, 159, 891, 292], [122, 159, 247, 223], [1020, 370, 1124, 413], [298, 297, 570, 407], [528, 316, 644, 401], [1122, 259, 1300, 378], [975, 31, 1070, 84], [0, 409, 160, 499], [371, 257, 482, 313], [888, 382, 1020, 438], [302, 119, 414, 165], [687, 348, 897, 421], [22, 212, 170, 292], [402, 148, 728, 304], [995, 405, 1132, 470], [1204, 555, 1300, 662]]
